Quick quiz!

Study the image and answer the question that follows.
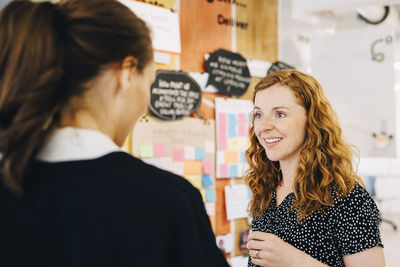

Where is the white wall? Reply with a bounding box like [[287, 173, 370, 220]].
[[279, 0, 400, 213]]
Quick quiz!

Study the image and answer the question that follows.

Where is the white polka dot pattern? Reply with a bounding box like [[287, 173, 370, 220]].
[[248, 183, 383, 267]]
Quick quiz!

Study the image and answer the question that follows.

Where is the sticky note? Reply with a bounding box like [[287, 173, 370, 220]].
[[205, 140, 215, 153], [172, 162, 184, 176], [228, 113, 237, 127], [219, 164, 229, 177], [142, 158, 160, 168], [200, 189, 206, 202], [238, 125, 247, 136], [229, 164, 239, 177], [225, 151, 239, 163], [228, 137, 249, 151], [202, 161, 213, 174], [205, 202, 216, 216], [172, 149, 184, 162], [185, 175, 202, 188], [238, 113, 246, 123], [217, 151, 225, 164], [154, 142, 166, 157], [228, 126, 237, 138], [202, 174, 213, 187], [139, 143, 153, 158], [218, 113, 227, 124], [160, 157, 173, 172], [184, 160, 202, 175], [184, 146, 196, 160], [195, 147, 205, 161], [205, 188, 217, 202], [218, 135, 228, 150], [239, 151, 246, 163]]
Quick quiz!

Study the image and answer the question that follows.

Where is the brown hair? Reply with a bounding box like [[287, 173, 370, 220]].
[[245, 70, 364, 221], [0, 0, 153, 193]]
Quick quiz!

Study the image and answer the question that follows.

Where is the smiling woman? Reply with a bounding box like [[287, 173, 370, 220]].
[[245, 70, 385, 267]]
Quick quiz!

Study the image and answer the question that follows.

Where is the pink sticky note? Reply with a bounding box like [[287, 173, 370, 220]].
[[218, 136, 227, 150], [238, 125, 247, 136], [238, 113, 246, 123], [218, 113, 227, 124], [172, 149, 184, 162], [220, 164, 229, 177], [154, 142, 166, 157], [203, 161, 213, 174]]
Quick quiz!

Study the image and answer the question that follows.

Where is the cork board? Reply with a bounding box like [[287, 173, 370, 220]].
[[180, 0, 232, 72], [236, 0, 278, 62]]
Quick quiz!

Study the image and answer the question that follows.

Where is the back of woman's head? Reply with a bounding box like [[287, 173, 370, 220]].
[[0, 0, 153, 193], [245, 69, 363, 220]]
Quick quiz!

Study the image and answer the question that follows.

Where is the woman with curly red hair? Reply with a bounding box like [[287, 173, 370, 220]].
[[245, 70, 385, 267]]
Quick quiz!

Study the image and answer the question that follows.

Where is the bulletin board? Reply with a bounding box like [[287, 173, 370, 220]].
[[236, 0, 278, 62], [132, 116, 218, 226], [179, 0, 232, 72]]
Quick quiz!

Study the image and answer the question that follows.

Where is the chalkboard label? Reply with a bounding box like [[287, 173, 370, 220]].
[[149, 70, 202, 120], [267, 61, 295, 75], [205, 49, 251, 96]]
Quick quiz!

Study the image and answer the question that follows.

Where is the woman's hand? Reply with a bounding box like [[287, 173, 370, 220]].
[[246, 231, 328, 267]]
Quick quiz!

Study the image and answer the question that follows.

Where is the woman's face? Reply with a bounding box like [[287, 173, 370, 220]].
[[253, 84, 307, 165]]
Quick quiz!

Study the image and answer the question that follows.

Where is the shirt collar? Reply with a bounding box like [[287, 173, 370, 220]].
[[36, 127, 121, 162]]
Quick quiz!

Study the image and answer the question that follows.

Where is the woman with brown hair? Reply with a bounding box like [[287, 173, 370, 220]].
[[0, 1, 228, 266], [245, 70, 385, 267]]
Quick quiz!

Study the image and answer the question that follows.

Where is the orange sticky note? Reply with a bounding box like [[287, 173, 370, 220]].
[[184, 160, 202, 175], [225, 151, 239, 163]]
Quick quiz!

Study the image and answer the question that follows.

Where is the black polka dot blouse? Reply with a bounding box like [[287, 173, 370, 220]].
[[248, 183, 383, 267]]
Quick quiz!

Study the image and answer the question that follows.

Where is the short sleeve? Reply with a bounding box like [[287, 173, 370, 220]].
[[331, 184, 383, 256]]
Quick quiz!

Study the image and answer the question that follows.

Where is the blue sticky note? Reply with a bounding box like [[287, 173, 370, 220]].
[[239, 151, 246, 163], [202, 174, 213, 187], [195, 147, 205, 161], [229, 164, 238, 177], [228, 114, 237, 128], [228, 126, 237, 138], [205, 188, 216, 202]]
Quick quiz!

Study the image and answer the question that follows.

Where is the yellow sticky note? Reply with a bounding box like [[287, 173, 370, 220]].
[[139, 143, 154, 158], [228, 137, 249, 151], [185, 175, 202, 189], [184, 160, 202, 175], [225, 151, 239, 163], [199, 189, 206, 202]]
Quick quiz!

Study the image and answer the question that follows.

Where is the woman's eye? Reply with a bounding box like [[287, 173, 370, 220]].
[[276, 112, 286, 118], [254, 112, 262, 119]]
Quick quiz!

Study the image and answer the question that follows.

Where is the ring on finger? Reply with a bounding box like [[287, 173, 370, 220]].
[[254, 249, 259, 259]]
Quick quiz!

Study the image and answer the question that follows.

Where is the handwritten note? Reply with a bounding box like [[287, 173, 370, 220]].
[[224, 184, 250, 220], [172, 149, 184, 162], [184, 161, 202, 175], [139, 143, 154, 158], [154, 142, 166, 157]]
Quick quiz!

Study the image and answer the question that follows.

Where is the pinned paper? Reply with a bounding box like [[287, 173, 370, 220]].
[[238, 125, 247, 136], [225, 151, 239, 163], [205, 188, 217, 202], [185, 175, 202, 189], [202, 161, 213, 175], [225, 184, 251, 220], [139, 143, 154, 158], [205, 202, 216, 216], [172, 162, 184, 176], [228, 126, 237, 138], [172, 149, 184, 162], [200, 189, 206, 202], [142, 158, 160, 168], [218, 135, 228, 150], [228, 114, 237, 127], [184, 160, 202, 175], [228, 138, 248, 151], [205, 140, 215, 153], [202, 174, 213, 187], [195, 147, 205, 161], [184, 146, 196, 160], [239, 151, 246, 163], [160, 157, 173, 172], [219, 164, 229, 177], [229, 164, 239, 177], [154, 142, 166, 157], [238, 113, 246, 123]]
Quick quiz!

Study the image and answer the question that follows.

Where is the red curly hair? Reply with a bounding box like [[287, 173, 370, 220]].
[[245, 70, 364, 221]]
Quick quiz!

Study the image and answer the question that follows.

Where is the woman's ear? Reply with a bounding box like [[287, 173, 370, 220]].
[[118, 56, 138, 92]]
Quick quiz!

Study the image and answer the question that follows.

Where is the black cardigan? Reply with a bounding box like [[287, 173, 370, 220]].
[[0, 152, 229, 267]]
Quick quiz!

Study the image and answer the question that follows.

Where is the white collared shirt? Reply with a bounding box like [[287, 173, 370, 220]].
[[36, 127, 122, 162]]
